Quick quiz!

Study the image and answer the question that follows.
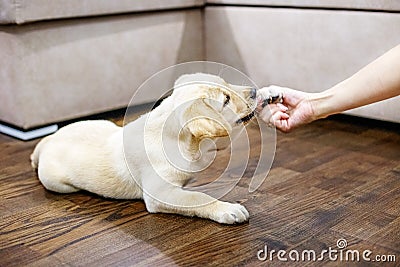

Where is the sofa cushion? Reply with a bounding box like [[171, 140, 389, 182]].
[[0, 0, 205, 24], [0, 9, 204, 128], [205, 6, 400, 123], [208, 0, 400, 12]]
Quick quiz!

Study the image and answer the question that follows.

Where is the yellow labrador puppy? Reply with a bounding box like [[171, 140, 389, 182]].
[[31, 73, 281, 224]]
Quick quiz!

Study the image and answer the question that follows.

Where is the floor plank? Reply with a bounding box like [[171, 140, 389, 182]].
[[0, 112, 399, 266]]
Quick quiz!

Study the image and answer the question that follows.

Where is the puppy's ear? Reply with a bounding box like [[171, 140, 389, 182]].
[[202, 92, 225, 112], [182, 97, 231, 139], [185, 117, 229, 139]]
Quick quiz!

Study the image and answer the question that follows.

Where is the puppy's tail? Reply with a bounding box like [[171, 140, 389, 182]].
[[30, 136, 51, 169]]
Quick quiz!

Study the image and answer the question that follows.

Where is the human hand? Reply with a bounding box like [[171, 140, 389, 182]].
[[257, 85, 317, 133]]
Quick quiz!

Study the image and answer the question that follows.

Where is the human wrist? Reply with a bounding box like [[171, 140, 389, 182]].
[[308, 90, 336, 120]]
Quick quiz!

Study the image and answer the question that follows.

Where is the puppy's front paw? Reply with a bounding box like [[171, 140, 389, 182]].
[[213, 202, 249, 224]]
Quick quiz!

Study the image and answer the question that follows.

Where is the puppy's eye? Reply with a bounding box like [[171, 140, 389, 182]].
[[223, 94, 230, 107]]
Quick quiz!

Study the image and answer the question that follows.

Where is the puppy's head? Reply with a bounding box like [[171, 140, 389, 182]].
[[172, 73, 257, 141]]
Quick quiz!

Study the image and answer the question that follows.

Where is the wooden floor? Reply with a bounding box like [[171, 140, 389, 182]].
[[1, 110, 399, 266]]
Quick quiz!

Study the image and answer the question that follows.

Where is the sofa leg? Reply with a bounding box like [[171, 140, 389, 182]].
[[0, 123, 58, 141]]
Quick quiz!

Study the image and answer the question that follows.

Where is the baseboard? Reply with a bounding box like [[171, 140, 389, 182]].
[[0, 123, 58, 141]]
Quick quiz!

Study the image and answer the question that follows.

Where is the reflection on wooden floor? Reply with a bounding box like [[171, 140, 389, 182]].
[[1, 110, 399, 266]]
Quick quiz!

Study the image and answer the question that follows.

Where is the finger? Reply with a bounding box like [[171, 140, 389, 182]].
[[274, 117, 291, 132], [258, 104, 282, 123], [277, 103, 289, 112], [271, 111, 289, 123], [276, 119, 290, 132], [268, 111, 289, 128], [258, 103, 288, 116], [271, 111, 290, 130]]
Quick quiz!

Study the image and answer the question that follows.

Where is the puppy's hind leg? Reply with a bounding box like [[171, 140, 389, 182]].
[[37, 163, 80, 194], [31, 136, 51, 169]]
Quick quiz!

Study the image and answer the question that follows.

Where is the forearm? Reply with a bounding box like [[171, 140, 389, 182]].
[[311, 44, 400, 119]]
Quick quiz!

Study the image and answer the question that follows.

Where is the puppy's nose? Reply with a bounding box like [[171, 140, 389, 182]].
[[250, 88, 257, 99]]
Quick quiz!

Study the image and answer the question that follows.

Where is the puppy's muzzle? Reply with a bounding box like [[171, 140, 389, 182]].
[[235, 87, 257, 124], [236, 111, 255, 124], [250, 88, 257, 100]]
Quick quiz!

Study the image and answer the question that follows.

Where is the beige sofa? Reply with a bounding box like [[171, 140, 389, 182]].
[[206, 0, 400, 123], [1, 0, 399, 139], [0, 0, 204, 139]]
